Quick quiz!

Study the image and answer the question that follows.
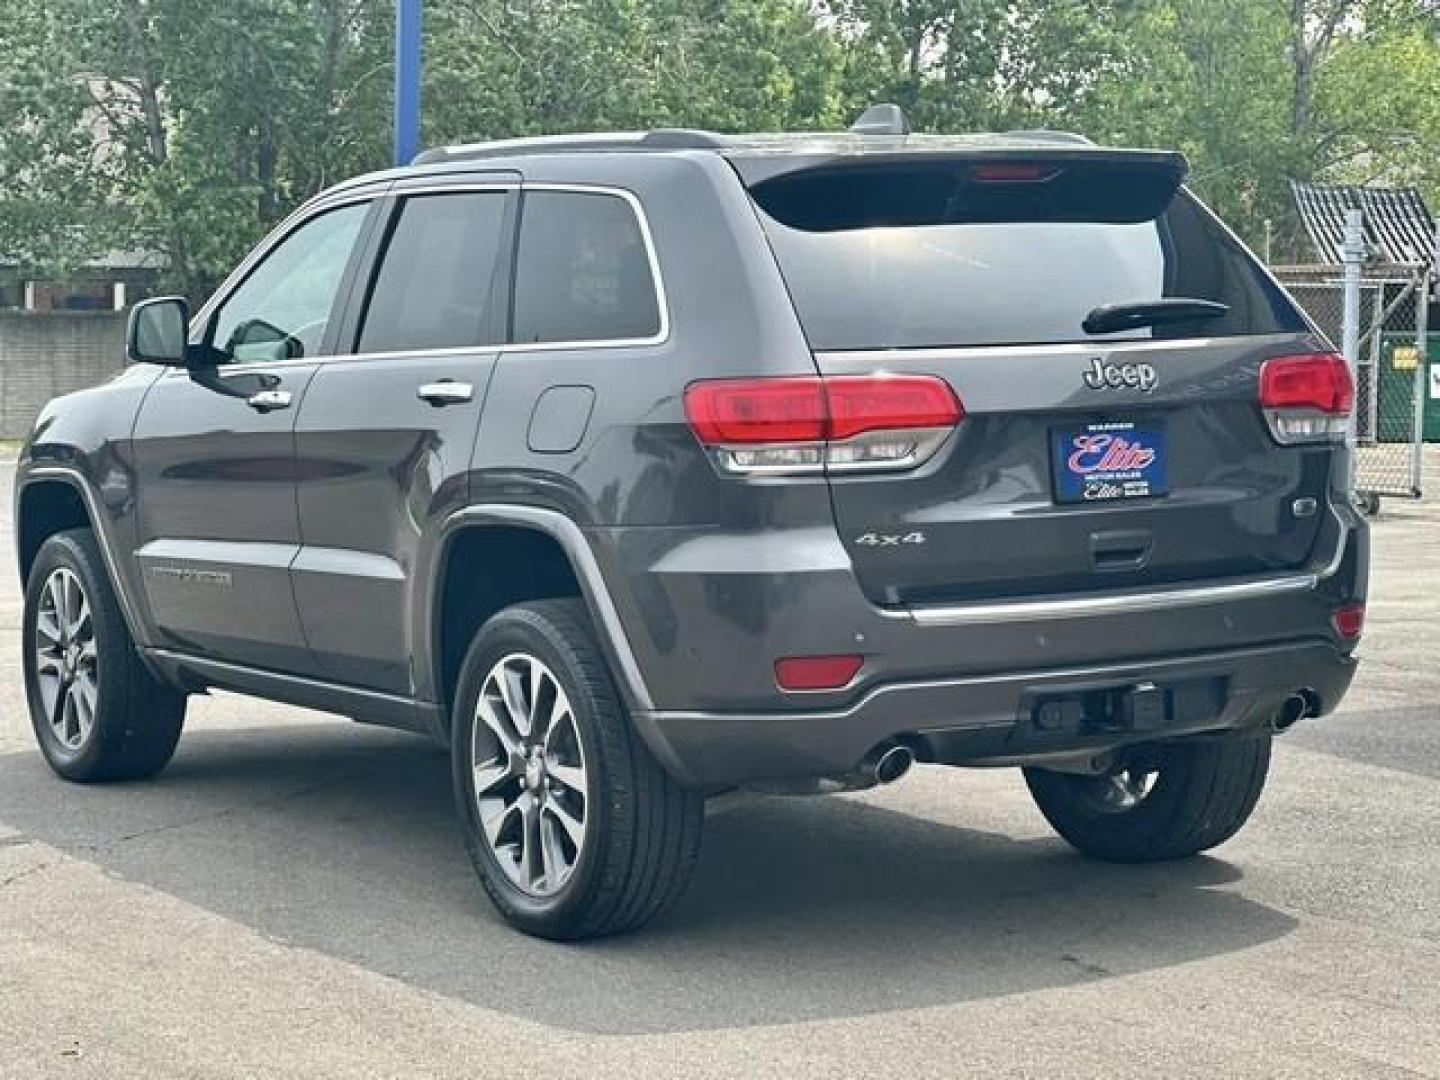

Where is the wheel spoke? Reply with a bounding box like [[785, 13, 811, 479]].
[[47, 573, 69, 637], [541, 693, 571, 745], [75, 670, 98, 708], [49, 676, 69, 736], [479, 792, 522, 847], [538, 813, 566, 890], [477, 694, 522, 759], [546, 799, 586, 849], [60, 689, 79, 745], [36, 607, 62, 648], [473, 758, 512, 797], [63, 572, 83, 637], [71, 592, 91, 641], [1105, 774, 1133, 804], [548, 762, 587, 797], [500, 663, 531, 738], [517, 796, 542, 888], [73, 675, 96, 742], [528, 661, 545, 736], [1088, 767, 1158, 813]]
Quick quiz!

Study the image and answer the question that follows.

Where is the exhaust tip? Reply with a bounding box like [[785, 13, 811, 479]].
[[1271, 692, 1312, 735], [872, 744, 915, 785]]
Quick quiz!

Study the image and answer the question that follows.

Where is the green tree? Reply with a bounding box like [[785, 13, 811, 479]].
[[0, 0, 135, 275], [1, 0, 393, 299], [2, 0, 1438, 287], [425, 0, 844, 143], [1315, 3, 1440, 199], [821, 0, 1126, 131], [1078, 0, 1297, 243]]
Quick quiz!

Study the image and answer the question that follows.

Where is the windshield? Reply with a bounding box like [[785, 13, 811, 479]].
[[750, 162, 1307, 351]]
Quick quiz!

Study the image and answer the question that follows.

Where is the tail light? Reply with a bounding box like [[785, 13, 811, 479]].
[[1331, 602, 1365, 640], [683, 374, 962, 475], [775, 654, 864, 691], [970, 162, 1058, 183], [1259, 352, 1353, 444]]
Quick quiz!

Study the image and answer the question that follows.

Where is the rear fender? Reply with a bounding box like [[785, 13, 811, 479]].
[[421, 505, 655, 715]]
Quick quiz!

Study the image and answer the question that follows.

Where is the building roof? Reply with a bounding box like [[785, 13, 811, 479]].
[[1, 250, 164, 273], [1290, 180, 1436, 268]]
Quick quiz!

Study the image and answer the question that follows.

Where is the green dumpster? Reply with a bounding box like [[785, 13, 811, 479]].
[[1378, 333, 1440, 443]]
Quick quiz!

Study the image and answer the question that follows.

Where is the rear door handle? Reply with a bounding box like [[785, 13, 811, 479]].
[[246, 389, 292, 412], [417, 380, 474, 406]]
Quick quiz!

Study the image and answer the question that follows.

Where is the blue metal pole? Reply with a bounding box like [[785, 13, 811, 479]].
[[394, 0, 422, 166]]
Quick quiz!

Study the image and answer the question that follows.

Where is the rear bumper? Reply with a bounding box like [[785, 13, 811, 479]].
[[632, 639, 1357, 787], [592, 500, 1366, 713]]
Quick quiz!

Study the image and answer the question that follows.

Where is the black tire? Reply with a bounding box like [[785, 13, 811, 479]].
[[450, 599, 703, 940], [1023, 735, 1272, 863], [22, 528, 186, 782]]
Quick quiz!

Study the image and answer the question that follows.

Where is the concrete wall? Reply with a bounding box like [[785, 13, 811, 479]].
[[0, 312, 127, 439]]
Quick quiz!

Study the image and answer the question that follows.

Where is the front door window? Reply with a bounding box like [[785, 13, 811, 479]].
[[209, 202, 369, 364]]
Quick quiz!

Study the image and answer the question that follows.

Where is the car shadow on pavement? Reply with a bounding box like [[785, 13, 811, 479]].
[[0, 722, 1297, 1035]]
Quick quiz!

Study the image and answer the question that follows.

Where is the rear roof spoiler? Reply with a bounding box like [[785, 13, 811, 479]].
[[743, 149, 1192, 227], [729, 147, 1189, 188]]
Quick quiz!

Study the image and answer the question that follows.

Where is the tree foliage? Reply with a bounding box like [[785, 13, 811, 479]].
[[1, 0, 1436, 297]]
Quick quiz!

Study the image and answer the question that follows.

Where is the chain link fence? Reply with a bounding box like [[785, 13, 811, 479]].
[[1272, 262, 1434, 503]]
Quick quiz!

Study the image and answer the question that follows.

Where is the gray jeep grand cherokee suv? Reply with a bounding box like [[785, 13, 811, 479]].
[[15, 106, 1367, 939]]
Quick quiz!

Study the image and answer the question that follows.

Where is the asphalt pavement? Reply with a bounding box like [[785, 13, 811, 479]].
[[1, 457, 1437, 1078]]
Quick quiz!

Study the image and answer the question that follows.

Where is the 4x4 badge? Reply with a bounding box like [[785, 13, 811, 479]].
[[1083, 357, 1158, 393], [855, 531, 927, 547]]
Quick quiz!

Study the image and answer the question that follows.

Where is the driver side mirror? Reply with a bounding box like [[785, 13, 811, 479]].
[[126, 296, 192, 366]]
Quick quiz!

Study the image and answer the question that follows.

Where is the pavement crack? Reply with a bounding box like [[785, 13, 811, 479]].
[[84, 764, 422, 852], [0, 859, 59, 891]]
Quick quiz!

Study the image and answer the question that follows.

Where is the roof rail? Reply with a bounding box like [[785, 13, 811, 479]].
[[640, 128, 729, 149], [411, 121, 1101, 167], [1001, 129, 1095, 146], [412, 128, 724, 165]]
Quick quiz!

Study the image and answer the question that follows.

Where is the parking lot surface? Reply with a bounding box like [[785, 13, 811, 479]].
[[1, 456, 1437, 1078]]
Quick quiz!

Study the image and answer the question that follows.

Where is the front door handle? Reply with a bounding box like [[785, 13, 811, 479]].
[[417, 380, 474, 406], [246, 389, 292, 412]]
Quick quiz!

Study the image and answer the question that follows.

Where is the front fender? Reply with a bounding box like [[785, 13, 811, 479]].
[[14, 367, 161, 645]]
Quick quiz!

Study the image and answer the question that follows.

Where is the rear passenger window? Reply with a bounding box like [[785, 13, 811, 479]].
[[511, 191, 661, 345], [357, 191, 507, 353]]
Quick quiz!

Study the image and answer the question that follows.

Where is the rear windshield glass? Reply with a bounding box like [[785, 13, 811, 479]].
[[749, 161, 1306, 351]]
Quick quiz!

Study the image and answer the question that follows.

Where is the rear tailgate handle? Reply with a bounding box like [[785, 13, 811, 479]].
[[1090, 529, 1152, 571]]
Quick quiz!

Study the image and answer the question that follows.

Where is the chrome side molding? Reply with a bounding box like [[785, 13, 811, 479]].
[[902, 572, 1319, 627]]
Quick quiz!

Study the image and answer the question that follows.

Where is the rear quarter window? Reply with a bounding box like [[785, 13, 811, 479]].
[[511, 190, 662, 345], [749, 162, 1306, 351]]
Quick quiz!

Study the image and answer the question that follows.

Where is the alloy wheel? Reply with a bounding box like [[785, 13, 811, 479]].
[[33, 567, 99, 752], [471, 653, 589, 897], [1081, 765, 1160, 813]]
